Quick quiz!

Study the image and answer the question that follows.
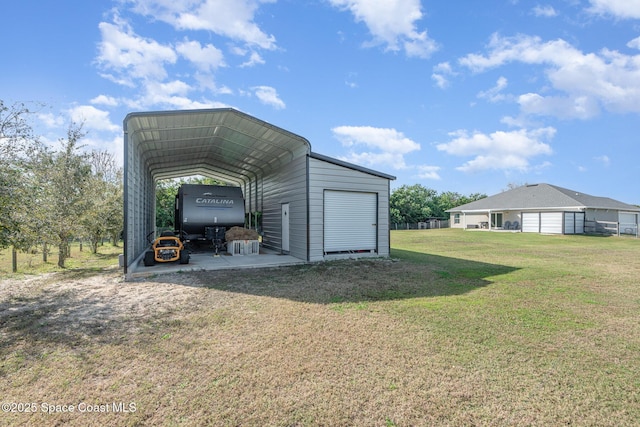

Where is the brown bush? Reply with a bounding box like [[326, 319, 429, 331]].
[[225, 226, 259, 241]]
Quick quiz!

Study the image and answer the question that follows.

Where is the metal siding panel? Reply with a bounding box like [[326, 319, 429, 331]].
[[261, 155, 307, 260]]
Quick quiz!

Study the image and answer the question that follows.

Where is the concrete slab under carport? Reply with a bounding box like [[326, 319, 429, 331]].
[[126, 249, 306, 279]]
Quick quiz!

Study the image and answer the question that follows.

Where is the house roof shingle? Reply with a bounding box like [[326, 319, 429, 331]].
[[448, 183, 640, 212]]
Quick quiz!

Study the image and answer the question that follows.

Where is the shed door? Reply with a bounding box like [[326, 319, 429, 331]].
[[324, 190, 377, 254], [540, 212, 563, 234], [522, 212, 540, 233], [281, 203, 290, 253]]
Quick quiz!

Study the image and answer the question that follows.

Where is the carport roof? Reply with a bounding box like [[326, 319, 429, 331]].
[[123, 108, 312, 184]]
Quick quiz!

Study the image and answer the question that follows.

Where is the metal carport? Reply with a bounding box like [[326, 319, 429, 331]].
[[123, 108, 311, 275]]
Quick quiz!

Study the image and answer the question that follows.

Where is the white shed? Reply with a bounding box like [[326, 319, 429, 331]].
[[123, 109, 395, 275]]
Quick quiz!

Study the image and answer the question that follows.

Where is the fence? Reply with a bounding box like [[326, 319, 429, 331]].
[[584, 220, 639, 237], [392, 220, 450, 230]]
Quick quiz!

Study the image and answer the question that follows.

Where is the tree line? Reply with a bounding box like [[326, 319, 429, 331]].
[[0, 100, 123, 271], [390, 184, 486, 224]]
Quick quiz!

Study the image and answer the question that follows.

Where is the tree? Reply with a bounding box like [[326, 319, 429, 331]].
[[82, 150, 123, 253], [390, 184, 488, 224], [430, 191, 487, 219], [104, 168, 124, 246], [390, 184, 436, 224], [41, 123, 92, 267], [0, 100, 46, 271], [155, 180, 181, 231]]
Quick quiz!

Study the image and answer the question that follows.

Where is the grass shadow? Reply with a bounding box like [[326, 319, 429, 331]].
[[175, 249, 519, 304]]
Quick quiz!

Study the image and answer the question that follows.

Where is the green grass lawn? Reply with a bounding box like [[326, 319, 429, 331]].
[[1, 229, 639, 426], [0, 242, 122, 277]]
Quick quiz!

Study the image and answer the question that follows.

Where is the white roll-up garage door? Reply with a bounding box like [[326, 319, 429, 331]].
[[540, 212, 563, 234], [324, 190, 377, 254], [523, 212, 565, 234], [522, 212, 540, 233]]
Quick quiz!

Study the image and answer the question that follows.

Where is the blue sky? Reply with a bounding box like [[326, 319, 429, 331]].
[[2, 0, 639, 204]]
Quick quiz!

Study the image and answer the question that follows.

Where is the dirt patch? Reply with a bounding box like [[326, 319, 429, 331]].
[[1, 268, 227, 346]]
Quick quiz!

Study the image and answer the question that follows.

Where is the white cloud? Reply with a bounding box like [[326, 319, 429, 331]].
[[239, 51, 266, 68], [517, 93, 600, 119], [67, 105, 120, 133], [96, 16, 177, 85], [627, 36, 640, 50], [332, 125, 420, 169], [459, 33, 640, 118], [587, 0, 640, 19], [345, 71, 359, 88], [416, 165, 441, 180], [532, 5, 558, 17], [595, 154, 611, 167], [37, 112, 65, 128], [328, 0, 438, 58], [90, 95, 119, 107], [129, 0, 277, 49], [436, 127, 555, 173], [176, 39, 226, 72], [432, 62, 454, 89], [251, 86, 285, 109], [342, 151, 411, 170], [431, 73, 449, 89], [478, 76, 509, 102], [139, 81, 200, 109]]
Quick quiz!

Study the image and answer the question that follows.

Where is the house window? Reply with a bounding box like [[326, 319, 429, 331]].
[[454, 213, 460, 224], [491, 212, 503, 228]]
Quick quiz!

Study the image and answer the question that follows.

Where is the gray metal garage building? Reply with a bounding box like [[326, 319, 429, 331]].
[[123, 108, 395, 275]]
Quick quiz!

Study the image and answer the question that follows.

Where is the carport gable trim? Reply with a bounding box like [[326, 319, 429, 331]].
[[309, 152, 396, 180]]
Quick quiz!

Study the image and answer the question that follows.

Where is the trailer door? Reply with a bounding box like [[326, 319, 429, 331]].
[[324, 190, 377, 254]]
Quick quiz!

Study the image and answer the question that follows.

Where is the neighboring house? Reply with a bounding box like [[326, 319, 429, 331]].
[[447, 183, 640, 235]]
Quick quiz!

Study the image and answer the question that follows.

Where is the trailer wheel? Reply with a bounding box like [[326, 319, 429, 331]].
[[143, 251, 155, 266], [179, 250, 189, 264]]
